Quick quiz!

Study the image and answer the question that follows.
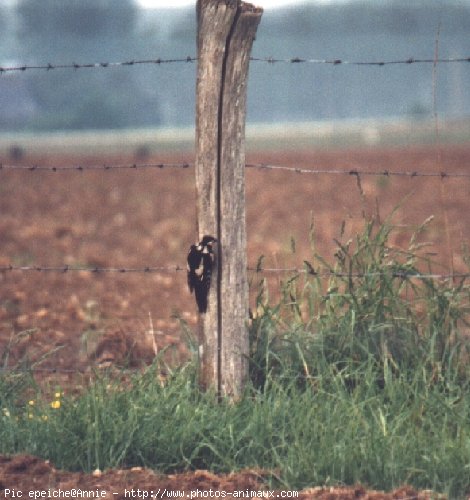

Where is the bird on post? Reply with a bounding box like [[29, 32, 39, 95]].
[[187, 235, 217, 314]]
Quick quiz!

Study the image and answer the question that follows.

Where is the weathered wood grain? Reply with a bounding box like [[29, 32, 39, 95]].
[[195, 0, 263, 397]]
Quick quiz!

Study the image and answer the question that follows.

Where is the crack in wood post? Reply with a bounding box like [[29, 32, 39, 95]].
[[196, 0, 262, 398], [216, 3, 242, 398]]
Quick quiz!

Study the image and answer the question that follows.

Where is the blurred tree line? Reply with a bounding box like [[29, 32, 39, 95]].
[[1, 0, 470, 131], [265, 1, 470, 37], [10, 0, 162, 131]]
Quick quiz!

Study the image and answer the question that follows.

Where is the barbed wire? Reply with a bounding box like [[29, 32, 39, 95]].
[[1, 55, 470, 74], [0, 365, 168, 374], [251, 55, 470, 66], [256, 268, 470, 280], [0, 162, 192, 172], [0, 57, 197, 74], [2, 161, 470, 179], [0, 365, 160, 374], [1, 264, 468, 281], [245, 163, 470, 179], [0, 264, 184, 273], [0, 366, 85, 374]]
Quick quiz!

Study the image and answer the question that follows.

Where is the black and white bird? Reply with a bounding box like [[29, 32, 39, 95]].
[[187, 235, 217, 314]]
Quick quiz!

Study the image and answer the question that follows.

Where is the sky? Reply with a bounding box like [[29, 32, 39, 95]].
[[137, 0, 323, 8], [0, 0, 338, 8]]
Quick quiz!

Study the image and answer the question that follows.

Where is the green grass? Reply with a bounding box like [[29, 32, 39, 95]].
[[1, 216, 470, 497]]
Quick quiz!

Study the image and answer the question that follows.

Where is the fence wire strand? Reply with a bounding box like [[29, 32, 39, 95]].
[[2, 161, 470, 179], [251, 55, 470, 65], [1, 55, 470, 74], [245, 163, 470, 179], [1, 264, 468, 281], [0, 57, 197, 73], [0, 162, 192, 171], [0, 264, 184, 273], [0, 366, 85, 374]]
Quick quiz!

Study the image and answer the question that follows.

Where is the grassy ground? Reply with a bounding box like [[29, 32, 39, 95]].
[[1, 216, 470, 497]]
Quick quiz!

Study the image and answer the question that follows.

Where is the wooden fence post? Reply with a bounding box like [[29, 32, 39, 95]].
[[195, 0, 263, 398]]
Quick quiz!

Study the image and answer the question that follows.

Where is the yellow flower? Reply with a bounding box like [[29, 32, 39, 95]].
[[28, 400, 35, 406], [42, 415, 48, 421], [50, 400, 61, 409], [28, 413, 34, 419], [2, 408, 11, 418], [55, 392, 62, 399]]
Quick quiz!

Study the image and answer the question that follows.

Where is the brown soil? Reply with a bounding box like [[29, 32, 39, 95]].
[[1, 143, 469, 497], [0, 454, 437, 499]]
